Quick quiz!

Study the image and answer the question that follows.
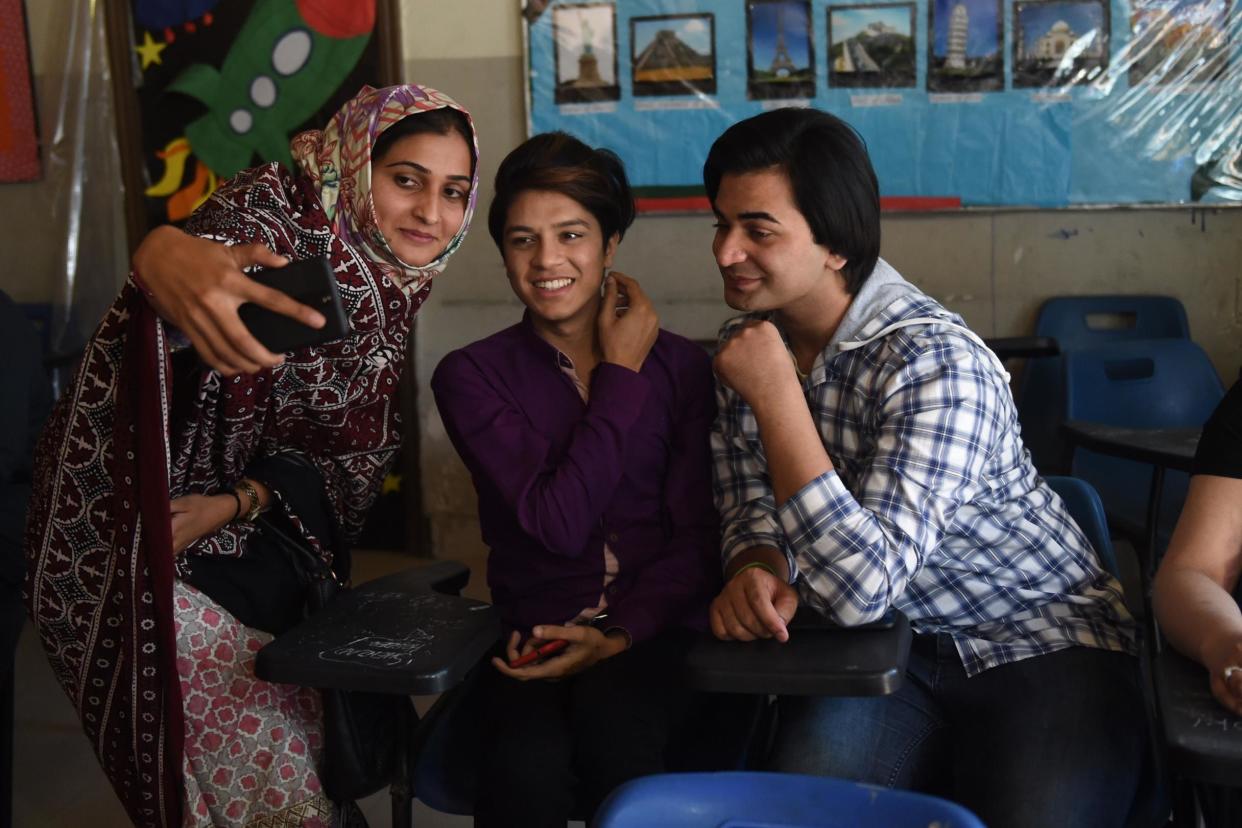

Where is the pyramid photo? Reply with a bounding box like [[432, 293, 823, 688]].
[[631, 14, 717, 96]]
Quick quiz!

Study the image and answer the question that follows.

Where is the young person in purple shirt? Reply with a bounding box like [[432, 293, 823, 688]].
[[431, 132, 719, 827]]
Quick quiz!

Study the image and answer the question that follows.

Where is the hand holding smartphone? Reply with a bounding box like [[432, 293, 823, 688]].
[[238, 257, 349, 354]]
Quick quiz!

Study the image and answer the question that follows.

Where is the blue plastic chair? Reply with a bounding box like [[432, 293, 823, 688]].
[[1034, 296, 1190, 349], [1017, 295, 1190, 472], [594, 772, 986, 828], [1063, 339, 1223, 560], [1045, 475, 1120, 579]]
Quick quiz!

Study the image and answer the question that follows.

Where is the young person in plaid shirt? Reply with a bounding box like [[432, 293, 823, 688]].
[[705, 108, 1152, 827]]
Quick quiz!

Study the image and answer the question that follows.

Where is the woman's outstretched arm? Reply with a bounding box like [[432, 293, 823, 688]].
[[132, 225, 325, 376]]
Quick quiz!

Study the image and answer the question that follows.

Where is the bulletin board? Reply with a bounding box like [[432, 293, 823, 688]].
[[523, 0, 1241, 209]]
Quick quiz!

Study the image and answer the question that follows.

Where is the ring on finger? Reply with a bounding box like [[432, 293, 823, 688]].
[[1224, 665, 1242, 682]]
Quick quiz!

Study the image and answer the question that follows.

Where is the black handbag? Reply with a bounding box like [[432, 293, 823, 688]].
[[179, 448, 411, 803], [262, 516, 413, 803]]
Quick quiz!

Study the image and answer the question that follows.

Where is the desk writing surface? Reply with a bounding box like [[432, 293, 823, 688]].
[[255, 568, 501, 696], [1061, 421, 1201, 472], [1154, 643, 1242, 787], [686, 609, 911, 697], [983, 336, 1059, 362]]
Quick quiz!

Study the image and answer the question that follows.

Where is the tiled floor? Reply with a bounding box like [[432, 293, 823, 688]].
[[14, 549, 487, 827]]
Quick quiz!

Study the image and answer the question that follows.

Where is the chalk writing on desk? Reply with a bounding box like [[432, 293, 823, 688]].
[[355, 591, 431, 609], [319, 631, 434, 668], [1191, 714, 1242, 733]]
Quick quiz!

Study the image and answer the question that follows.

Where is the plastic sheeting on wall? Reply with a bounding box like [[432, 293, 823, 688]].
[[1080, 0, 1241, 204], [45, 0, 129, 365], [523, 0, 1240, 208]]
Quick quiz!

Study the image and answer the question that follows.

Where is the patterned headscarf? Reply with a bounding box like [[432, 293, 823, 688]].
[[290, 84, 479, 293]]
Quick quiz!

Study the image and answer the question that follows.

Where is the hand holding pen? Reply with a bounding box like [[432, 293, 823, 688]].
[[493, 616, 629, 681]]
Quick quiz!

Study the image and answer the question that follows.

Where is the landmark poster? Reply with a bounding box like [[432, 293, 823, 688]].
[[928, 0, 1002, 91], [523, 0, 1241, 208], [1013, 0, 1109, 88], [554, 3, 622, 103], [829, 4, 917, 88], [631, 13, 717, 96], [746, 0, 816, 99], [1127, 0, 1231, 85]]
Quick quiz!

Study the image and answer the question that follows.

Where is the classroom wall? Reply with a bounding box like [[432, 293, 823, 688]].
[[2, 3, 1237, 567], [402, 1, 1242, 567]]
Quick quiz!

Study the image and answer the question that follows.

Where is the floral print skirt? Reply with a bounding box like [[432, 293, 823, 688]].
[[175, 581, 335, 827]]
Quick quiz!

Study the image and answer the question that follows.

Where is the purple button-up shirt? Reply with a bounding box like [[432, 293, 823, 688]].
[[431, 314, 720, 645]]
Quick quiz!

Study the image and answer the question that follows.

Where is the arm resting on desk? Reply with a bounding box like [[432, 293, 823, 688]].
[[1153, 474, 1242, 715]]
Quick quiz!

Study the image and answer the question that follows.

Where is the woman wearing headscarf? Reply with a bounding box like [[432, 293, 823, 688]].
[[24, 84, 478, 828]]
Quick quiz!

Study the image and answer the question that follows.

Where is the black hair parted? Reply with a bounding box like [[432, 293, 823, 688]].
[[703, 108, 881, 295], [488, 131, 635, 252], [372, 106, 476, 175]]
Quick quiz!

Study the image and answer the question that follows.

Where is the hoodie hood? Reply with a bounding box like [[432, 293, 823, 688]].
[[832, 259, 1009, 381], [829, 257, 928, 349]]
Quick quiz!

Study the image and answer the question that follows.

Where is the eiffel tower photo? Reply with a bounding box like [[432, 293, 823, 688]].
[[770, 5, 797, 76], [747, 1, 816, 100]]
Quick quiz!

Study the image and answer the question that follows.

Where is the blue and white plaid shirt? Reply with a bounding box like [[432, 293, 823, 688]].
[[713, 277, 1135, 676]]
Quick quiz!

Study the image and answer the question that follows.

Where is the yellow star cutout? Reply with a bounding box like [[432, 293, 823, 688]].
[[135, 31, 167, 71]]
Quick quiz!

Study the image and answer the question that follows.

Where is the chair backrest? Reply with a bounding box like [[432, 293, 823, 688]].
[[1035, 295, 1190, 349], [1017, 295, 1190, 473], [1045, 476, 1120, 578], [1063, 340, 1223, 552], [1063, 339, 1222, 429], [594, 772, 986, 828]]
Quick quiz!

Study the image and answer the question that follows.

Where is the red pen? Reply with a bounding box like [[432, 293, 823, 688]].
[[509, 638, 568, 668]]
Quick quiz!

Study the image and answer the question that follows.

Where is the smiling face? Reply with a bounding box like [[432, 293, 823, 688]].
[[711, 167, 848, 316], [502, 189, 618, 331], [370, 130, 473, 267]]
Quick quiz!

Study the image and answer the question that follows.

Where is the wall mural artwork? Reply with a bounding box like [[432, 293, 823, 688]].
[[524, 0, 1242, 208], [129, 0, 385, 227]]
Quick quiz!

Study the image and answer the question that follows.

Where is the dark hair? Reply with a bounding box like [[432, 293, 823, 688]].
[[488, 131, 635, 252], [703, 108, 880, 295], [372, 107, 476, 175]]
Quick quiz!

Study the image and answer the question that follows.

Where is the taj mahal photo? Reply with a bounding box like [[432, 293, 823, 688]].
[[1014, 0, 1109, 87]]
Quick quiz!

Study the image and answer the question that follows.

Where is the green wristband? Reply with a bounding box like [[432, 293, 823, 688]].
[[733, 560, 778, 580]]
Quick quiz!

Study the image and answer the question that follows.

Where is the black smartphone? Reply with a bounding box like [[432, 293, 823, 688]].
[[238, 256, 349, 354]]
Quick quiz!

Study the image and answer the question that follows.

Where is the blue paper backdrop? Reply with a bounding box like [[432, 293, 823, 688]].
[[526, 0, 1220, 206]]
